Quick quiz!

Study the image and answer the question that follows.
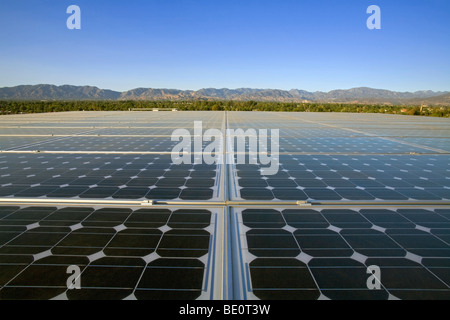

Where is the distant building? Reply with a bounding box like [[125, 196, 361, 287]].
[[152, 108, 178, 112], [129, 108, 178, 111]]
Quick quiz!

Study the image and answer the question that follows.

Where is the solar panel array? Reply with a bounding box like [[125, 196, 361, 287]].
[[0, 111, 449, 300]]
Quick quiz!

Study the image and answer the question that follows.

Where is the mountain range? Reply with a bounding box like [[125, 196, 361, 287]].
[[1, 84, 449, 105]]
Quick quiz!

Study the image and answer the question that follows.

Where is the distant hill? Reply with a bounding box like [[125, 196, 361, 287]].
[[120, 88, 194, 101], [0, 84, 449, 105], [0, 85, 121, 101], [405, 93, 450, 106]]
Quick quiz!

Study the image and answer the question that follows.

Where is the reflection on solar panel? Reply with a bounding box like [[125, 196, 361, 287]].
[[0, 111, 449, 300], [0, 154, 218, 200], [234, 154, 450, 201]]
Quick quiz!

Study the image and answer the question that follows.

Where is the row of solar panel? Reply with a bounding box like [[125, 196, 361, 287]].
[[1, 153, 449, 201], [1, 205, 448, 300], [1, 136, 448, 153]]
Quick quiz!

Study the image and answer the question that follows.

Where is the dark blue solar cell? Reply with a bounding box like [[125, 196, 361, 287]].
[[146, 188, 181, 200], [238, 178, 268, 188], [240, 188, 274, 200], [273, 188, 308, 200], [112, 187, 149, 199], [80, 187, 119, 199], [47, 186, 90, 198], [242, 209, 286, 228], [295, 179, 327, 188], [335, 188, 376, 200], [247, 229, 300, 257], [282, 209, 330, 229], [303, 188, 342, 200], [366, 188, 409, 200], [180, 188, 214, 200]]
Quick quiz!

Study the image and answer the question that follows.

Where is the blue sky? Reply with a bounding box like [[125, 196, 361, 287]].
[[0, 0, 449, 92]]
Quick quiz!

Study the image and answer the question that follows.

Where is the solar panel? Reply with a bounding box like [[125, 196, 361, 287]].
[[0, 154, 219, 201], [231, 206, 450, 300], [0, 111, 449, 300], [0, 206, 222, 300], [234, 154, 450, 202]]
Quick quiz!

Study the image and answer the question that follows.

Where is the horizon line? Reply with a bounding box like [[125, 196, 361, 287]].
[[1, 83, 449, 94]]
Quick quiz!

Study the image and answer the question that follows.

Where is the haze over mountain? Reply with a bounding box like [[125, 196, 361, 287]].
[[0, 84, 449, 105]]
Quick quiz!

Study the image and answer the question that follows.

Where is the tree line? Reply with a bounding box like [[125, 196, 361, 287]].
[[0, 100, 448, 117]]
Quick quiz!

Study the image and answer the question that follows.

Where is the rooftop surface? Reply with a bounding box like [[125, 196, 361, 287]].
[[0, 111, 449, 300]]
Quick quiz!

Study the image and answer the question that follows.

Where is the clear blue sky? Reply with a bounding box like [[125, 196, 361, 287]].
[[0, 0, 449, 92]]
